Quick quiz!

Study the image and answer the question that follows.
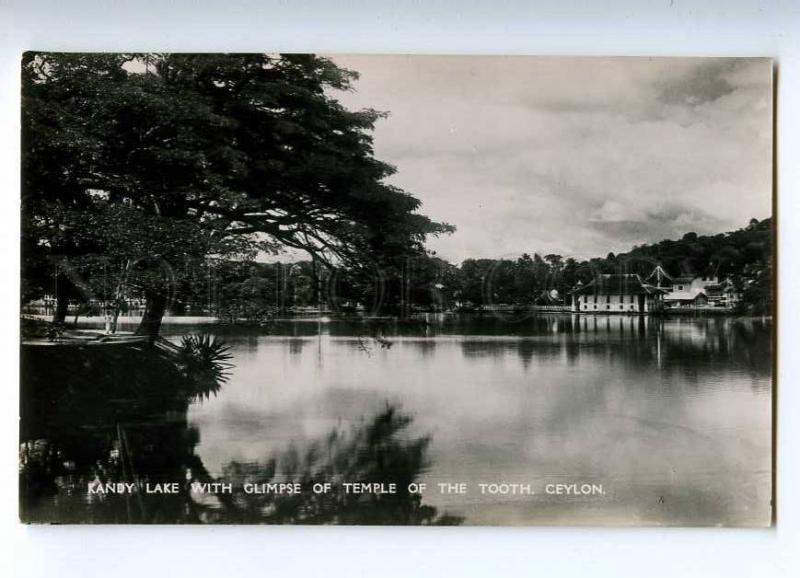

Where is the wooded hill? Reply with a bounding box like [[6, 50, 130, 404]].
[[207, 217, 773, 317]]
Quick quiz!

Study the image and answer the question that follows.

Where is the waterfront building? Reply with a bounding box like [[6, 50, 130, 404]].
[[570, 274, 666, 313], [662, 275, 740, 309]]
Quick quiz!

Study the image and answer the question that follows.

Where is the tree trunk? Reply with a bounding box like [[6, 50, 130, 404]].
[[52, 274, 69, 324], [111, 259, 131, 334], [311, 258, 319, 307], [135, 291, 168, 341], [171, 280, 189, 316]]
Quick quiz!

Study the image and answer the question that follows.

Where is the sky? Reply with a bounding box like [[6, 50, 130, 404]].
[[328, 55, 773, 263]]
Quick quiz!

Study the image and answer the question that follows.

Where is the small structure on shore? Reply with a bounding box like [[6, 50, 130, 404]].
[[662, 276, 710, 308], [570, 274, 666, 313], [660, 275, 741, 310]]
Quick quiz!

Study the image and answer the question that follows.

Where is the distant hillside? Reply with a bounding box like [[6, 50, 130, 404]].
[[610, 217, 772, 280], [580, 217, 772, 314], [137, 217, 775, 318]]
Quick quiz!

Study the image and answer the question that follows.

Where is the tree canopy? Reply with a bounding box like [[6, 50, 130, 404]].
[[22, 53, 453, 334]]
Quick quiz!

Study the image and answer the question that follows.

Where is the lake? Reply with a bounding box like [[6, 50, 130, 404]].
[[20, 314, 773, 526]]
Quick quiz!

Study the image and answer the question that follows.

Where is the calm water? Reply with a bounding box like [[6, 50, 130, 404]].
[[20, 314, 772, 526]]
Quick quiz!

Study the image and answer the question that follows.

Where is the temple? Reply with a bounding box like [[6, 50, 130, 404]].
[[569, 274, 667, 313]]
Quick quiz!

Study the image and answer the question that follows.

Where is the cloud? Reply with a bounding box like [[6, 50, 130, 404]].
[[657, 60, 738, 107], [329, 56, 772, 262]]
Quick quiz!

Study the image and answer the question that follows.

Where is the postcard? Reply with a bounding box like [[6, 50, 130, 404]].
[[19, 54, 774, 526]]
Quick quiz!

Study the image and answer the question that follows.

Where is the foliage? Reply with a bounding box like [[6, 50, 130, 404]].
[[202, 218, 772, 315], [20, 317, 64, 341], [175, 334, 233, 399], [616, 218, 772, 280], [20, 52, 770, 320], [21, 52, 452, 333], [738, 261, 773, 315]]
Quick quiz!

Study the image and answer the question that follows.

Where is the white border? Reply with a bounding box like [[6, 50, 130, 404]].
[[1, 2, 798, 577]]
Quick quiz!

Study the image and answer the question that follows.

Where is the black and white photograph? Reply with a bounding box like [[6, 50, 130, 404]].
[[19, 53, 774, 527]]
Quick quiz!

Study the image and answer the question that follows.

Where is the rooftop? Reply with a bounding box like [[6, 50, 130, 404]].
[[571, 274, 667, 296]]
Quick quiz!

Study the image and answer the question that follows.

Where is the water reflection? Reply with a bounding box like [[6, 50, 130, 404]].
[[20, 344, 205, 523], [19, 344, 456, 524], [438, 315, 770, 385], [212, 407, 461, 525], [189, 314, 771, 527], [166, 313, 772, 378], [22, 314, 772, 526]]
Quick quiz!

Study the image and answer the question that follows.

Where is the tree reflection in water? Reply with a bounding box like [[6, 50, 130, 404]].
[[214, 406, 461, 525], [19, 342, 459, 525]]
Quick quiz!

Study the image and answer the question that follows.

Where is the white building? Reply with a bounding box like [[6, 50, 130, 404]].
[[657, 274, 740, 309], [570, 274, 666, 313]]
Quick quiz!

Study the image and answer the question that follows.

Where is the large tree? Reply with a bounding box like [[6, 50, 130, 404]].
[[22, 53, 452, 336]]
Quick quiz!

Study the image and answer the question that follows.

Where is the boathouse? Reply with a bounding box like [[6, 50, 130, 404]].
[[570, 274, 666, 313]]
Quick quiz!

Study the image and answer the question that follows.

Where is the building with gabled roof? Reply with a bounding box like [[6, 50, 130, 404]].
[[569, 274, 667, 313], [662, 274, 740, 309]]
